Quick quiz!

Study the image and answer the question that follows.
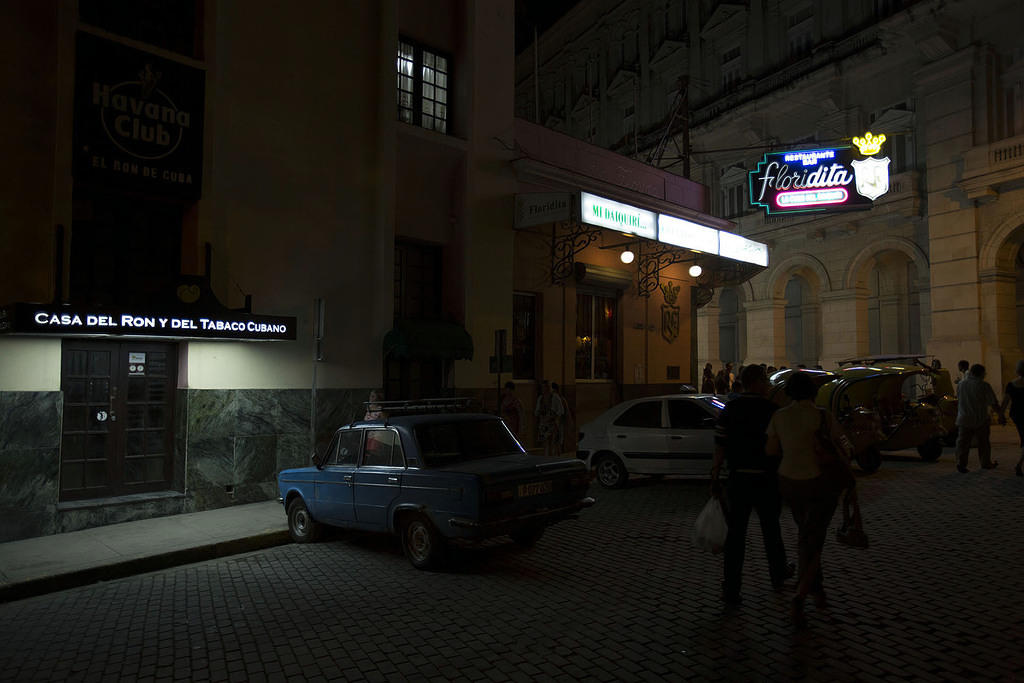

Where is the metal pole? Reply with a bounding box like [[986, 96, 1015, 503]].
[[311, 298, 325, 452], [534, 27, 540, 124]]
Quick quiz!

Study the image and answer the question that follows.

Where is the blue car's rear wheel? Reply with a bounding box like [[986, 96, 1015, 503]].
[[287, 498, 321, 543], [401, 513, 445, 570]]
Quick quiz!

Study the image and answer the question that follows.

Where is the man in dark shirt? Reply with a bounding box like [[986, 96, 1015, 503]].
[[710, 364, 790, 604]]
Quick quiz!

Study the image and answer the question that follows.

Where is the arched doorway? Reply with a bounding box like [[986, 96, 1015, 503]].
[[976, 217, 1024, 389], [867, 251, 923, 355], [1015, 246, 1024, 352]]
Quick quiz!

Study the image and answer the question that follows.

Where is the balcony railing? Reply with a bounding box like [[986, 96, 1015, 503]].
[[963, 133, 1024, 179], [960, 133, 1024, 199]]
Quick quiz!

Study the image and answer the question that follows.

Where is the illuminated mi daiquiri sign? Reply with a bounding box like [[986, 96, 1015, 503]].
[[0, 304, 296, 341], [579, 192, 768, 267], [748, 133, 890, 216], [73, 32, 205, 199]]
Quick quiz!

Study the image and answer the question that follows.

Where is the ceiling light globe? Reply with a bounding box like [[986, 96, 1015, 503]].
[[688, 265, 703, 277]]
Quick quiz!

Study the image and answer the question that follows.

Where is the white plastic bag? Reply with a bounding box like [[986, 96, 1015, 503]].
[[692, 497, 728, 554]]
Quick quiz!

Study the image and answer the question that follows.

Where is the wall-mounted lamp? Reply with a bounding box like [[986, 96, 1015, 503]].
[[620, 249, 635, 264], [688, 264, 703, 278]]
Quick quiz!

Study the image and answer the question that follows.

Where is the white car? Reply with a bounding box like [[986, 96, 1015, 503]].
[[577, 394, 727, 488]]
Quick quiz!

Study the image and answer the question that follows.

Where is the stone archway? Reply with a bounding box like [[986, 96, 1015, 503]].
[[979, 216, 1024, 387], [844, 239, 930, 357], [763, 254, 830, 368]]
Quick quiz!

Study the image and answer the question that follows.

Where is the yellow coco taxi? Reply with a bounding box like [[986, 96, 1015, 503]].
[[770, 357, 951, 474]]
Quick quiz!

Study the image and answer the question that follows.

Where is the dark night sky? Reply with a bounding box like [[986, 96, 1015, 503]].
[[515, 0, 581, 55]]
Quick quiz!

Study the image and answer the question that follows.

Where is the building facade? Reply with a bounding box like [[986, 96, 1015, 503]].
[[515, 0, 1024, 388], [1, 0, 759, 541], [0, 0, 508, 541]]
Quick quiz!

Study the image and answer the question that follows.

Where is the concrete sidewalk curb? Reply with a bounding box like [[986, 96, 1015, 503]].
[[0, 530, 292, 605]]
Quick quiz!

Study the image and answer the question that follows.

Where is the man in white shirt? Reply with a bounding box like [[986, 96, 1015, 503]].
[[955, 364, 1005, 473], [535, 380, 565, 457]]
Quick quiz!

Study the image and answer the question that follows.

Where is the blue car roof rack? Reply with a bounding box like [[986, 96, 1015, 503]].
[[360, 397, 485, 426]]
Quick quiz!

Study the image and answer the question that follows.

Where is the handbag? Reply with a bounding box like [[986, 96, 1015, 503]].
[[815, 409, 855, 492], [836, 488, 869, 548]]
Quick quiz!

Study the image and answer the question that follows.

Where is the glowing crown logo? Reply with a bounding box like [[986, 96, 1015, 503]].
[[853, 131, 886, 156], [661, 281, 680, 305]]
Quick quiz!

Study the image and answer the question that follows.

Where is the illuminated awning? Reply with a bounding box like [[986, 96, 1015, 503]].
[[579, 192, 769, 267]]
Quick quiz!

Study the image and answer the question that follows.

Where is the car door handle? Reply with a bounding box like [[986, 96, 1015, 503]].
[[387, 476, 399, 483], [343, 475, 353, 482], [615, 434, 627, 439], [670, 435, 683, 440]]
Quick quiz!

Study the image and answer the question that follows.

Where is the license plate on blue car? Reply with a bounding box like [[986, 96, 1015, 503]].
[[518, 480, 552, 497]]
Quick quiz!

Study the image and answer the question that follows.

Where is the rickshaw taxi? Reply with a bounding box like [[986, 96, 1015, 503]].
[[770, 358, 950, 474]]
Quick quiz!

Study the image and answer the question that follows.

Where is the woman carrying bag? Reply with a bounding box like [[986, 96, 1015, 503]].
[[765, 371, 857, 628]]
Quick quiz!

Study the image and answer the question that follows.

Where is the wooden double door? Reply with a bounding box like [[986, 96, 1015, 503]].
[[60, 341, 177, 501]]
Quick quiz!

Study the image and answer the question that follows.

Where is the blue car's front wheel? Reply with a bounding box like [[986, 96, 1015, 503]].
[[287, 497, 321, 543]]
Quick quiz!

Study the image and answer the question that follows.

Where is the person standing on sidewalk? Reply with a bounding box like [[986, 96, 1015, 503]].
[[551, 382, 570, 454], [956, 359, 970, 386], [710, 364, 791, 605], [535, 380, 564, 457], [955, 364, 1005, 473], [765, 371, 848, 627], [998, 360, 1024, 477]]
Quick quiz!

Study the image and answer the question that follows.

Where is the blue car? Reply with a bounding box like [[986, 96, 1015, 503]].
[[277, 411, 595, 569]]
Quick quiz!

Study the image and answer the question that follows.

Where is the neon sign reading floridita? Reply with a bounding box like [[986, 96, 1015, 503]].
[[751, 157, 855, 208], [748, 133, 890, 216]]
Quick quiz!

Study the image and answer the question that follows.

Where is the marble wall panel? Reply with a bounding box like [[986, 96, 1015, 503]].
[[0, 391, 62, 450], [277, 433, 312, 471], [0, 447, 60, 540], [58, 496, 185, 534], [190, 484, 233, 510], [234, 434, 277, 484], [232, 482, 278, 505], [186, 390, 237, 438], [186, 437, 235, 488], [236, 389, 309, 436]]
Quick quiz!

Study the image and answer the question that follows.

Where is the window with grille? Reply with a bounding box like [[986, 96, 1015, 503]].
[[397, 38, 449, 134], [393, 240, 442, 320]]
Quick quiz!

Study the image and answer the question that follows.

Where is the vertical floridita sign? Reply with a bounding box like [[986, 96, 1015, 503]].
[[73, 32, 205, 199], [748, 132, 890, 216]]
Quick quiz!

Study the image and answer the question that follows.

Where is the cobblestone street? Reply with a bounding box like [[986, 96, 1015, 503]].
[[0, 442, 1021, 682]]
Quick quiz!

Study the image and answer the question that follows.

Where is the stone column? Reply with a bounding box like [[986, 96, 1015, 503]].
[[919, 47, 985, 371], [696, 304, 720, 374], [744, 298, 786, 367], [913, 276, 932, 354], [980, 268, 1021, 391], [820, 288, 869, 367]]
